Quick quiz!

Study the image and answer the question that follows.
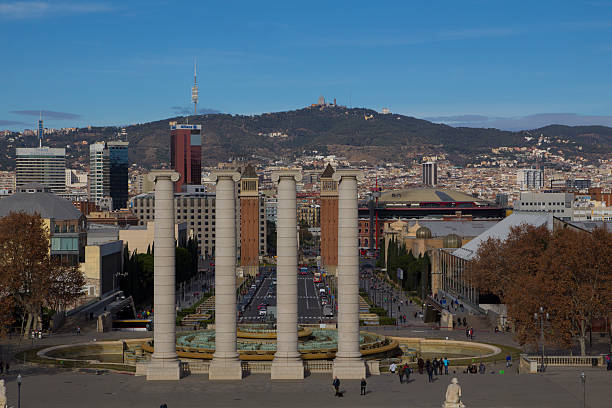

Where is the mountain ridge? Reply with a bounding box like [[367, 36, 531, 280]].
[[2, 106, 610, 169]]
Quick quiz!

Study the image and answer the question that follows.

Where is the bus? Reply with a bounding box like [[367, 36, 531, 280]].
[[299, 267, 308, 275]]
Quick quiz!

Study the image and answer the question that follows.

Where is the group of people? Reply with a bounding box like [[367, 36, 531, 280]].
[[465, 327, 475, 340], [392, 357, 450, 383], [464, 361, 486, 374], [331, 376, 368, 397], [389, 362, 413, 383]]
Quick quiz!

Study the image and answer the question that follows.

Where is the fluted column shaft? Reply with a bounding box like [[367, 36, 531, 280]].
[[332, 170, 365, 379], [275, 176, 300, 358], [152, 175, 178, 361], [214, 175, 239, 358], [270, 170, 304, 379], [209, 172, 242, 380], [146, 170, 181, 380], [336, 175, 360, 358]]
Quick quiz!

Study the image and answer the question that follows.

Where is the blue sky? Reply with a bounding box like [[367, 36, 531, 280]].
[[1, 0, 612, 131]]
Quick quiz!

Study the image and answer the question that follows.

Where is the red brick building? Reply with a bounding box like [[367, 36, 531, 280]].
[[170, 124, 202, 192], [240, 164, 260, 276], [320, 164, 338, 275]]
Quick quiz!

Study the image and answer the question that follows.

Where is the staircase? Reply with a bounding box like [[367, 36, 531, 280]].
[[180, 296, 215, 327]]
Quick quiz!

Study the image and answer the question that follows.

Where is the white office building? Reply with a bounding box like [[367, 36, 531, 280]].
[[514, 191, 573, 220], [516, 168, 544, 190], [16, 147, 66, 194]]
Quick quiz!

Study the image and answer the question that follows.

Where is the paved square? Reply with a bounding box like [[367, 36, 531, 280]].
[[1, 363, 609, 408]]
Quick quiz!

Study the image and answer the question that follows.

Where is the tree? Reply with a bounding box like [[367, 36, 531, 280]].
[[0, 212, 85, 337], [266, 220, 277, 256], [541, 227, 612, 355], [467, 224, 612, 354]]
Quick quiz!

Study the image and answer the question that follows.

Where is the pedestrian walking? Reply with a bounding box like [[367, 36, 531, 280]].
[[443, 357, 449, 374], [398, 365, 404, 384], [76, 326, 81, 336], [469, 327, 474, 340], [332, 376, 341, 397], [465, 328, 469, 339], [403, 363, 411, 383], [432, 358, 440, 376], [389, 362, 397, 374], [360, 378, 367, 395], [506, 355, 512, 367], [417, 358, 424, 374], [426, 360, 434, 383]]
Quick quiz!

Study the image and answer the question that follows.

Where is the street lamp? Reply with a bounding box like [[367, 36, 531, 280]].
[[534, 306, 549, 372], [580, 372, 586, 408], [17, 374, 22, 408]]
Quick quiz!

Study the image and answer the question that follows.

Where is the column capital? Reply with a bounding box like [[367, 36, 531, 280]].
[[148, 170, 180, 183], [211, 171, 241, 183], [271, 169, 302, 183], [332, 169, 363, 182]]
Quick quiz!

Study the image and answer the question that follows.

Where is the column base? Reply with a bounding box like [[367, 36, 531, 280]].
[[271, 358, 304, 380], [146, 359, 181, 381], [209, 358, 243, 380], [333, 357, 366, 379]]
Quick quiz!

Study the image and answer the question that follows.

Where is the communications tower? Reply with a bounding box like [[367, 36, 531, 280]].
[[191, 58, 198, 115]]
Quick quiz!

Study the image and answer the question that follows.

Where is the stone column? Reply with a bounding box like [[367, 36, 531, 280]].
[[332, 169, 366, 379], [146, 170, 181, 380], [209, 171, 243, 380], [271, 170, 304, 379]]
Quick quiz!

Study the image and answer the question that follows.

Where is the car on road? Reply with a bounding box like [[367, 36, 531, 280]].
[[319, 288, 326, 294], [323, 305, 334, 317], [259, 308, 267, 316], [321, 298, 329, 306]]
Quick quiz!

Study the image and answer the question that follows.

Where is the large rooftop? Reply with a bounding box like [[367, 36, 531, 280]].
[[378, 188, 490, 204], [0, 191, 81, 220]]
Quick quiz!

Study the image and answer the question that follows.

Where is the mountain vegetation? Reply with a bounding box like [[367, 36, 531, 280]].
[[2, 106, 611, 169]]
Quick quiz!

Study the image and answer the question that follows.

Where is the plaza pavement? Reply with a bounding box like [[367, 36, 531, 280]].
[[1, 362, 609, 408]]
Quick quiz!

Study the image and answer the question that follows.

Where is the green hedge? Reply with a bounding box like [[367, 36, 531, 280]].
[[379, 317, 397, 325], [369, 307, 388, 317]]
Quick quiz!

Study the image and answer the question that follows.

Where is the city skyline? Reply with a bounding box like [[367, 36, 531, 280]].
[[2, 1, 612, 130]]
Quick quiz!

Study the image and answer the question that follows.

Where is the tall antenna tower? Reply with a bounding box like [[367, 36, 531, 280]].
[[38, 111, 43, 148], [191, 57, 198, 116]]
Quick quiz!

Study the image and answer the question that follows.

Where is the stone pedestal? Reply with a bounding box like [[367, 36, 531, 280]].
[[332, 170, 366, 379], [270, 170, 304, 380], [146, 171, 181, 381], [209, 171, 243, 380]]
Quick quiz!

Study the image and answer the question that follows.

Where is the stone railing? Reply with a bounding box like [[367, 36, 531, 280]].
[[241, 361, 272, 374], [528, 355, 605, 367], [304, 360, 333, 373], [519, 354, 538, 374]]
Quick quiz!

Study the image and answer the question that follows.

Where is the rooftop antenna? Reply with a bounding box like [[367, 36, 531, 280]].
[[191, 57, 199, 117], [38, 111, 43, 148]]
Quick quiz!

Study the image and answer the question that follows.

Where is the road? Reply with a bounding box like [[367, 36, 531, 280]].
[[240, 267, 331, 324]]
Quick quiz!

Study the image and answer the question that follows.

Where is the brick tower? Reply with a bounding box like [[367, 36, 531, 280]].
[[320, 164, 338, 275], [240, 164, 260, 276]]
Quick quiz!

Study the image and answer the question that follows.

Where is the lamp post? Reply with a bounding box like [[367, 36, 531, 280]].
[[534, 306, 549, 372], [580, 372, 586, 408], [17, 373, 22, 408]]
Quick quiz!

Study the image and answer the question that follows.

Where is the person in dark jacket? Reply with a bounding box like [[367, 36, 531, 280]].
[[417, 357, 425, 374], [426, 359, 434, 383], [333, 376, 341, 397], [360, 378, 367, 395]]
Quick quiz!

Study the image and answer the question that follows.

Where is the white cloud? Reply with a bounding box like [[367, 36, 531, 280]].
[[0, 1, 113, 19]]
